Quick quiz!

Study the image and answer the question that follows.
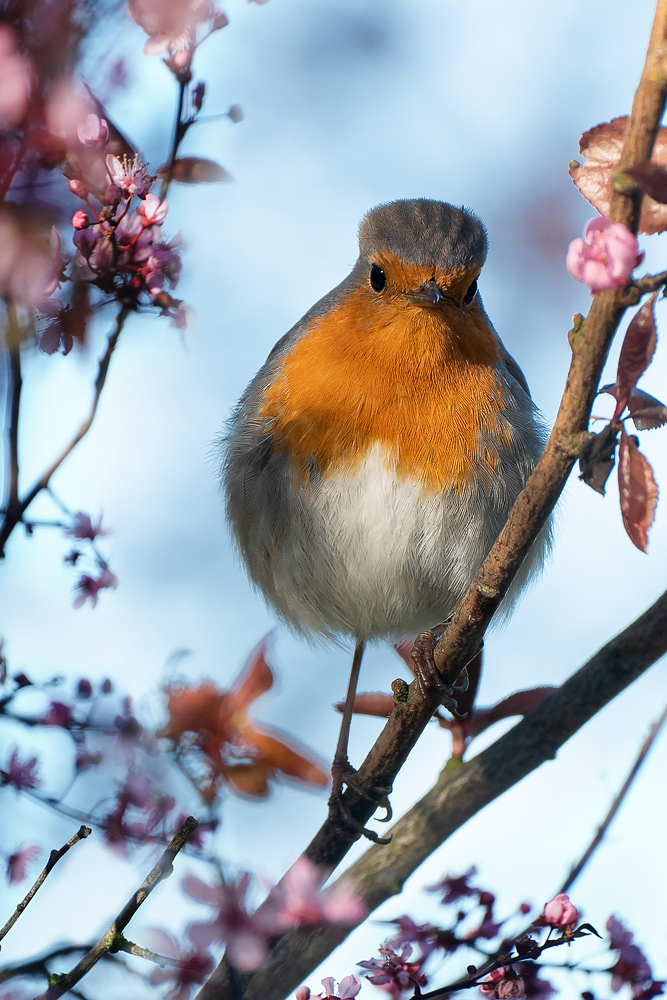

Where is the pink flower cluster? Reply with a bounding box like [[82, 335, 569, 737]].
[[566, 217, 642, 294], [36, 112, 186, 353]]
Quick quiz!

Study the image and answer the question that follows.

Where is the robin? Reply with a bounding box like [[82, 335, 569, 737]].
[[221, 199, 549, 826]]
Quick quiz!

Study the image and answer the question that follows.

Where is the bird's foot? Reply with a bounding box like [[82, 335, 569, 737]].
[[410, 623, 470, 718], [328, 756, 393, 844]]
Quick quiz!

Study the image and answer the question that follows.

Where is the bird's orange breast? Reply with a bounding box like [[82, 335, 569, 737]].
[[259, 264, 509, 492]]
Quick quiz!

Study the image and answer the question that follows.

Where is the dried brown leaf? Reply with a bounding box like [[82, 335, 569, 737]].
[[569, 117, 667, 234], [618, 429, 659, 552], [626, 161, 667, 205], [627, 387, 667, 430], [579, 423, 619, 495]]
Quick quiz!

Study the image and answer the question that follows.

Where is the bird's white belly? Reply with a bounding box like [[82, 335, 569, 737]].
[[273, 444, 511, 641]]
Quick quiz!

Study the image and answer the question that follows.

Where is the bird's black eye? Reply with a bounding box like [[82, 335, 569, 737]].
[[370, 264, 386, 292], [463, 279, 478, 305]]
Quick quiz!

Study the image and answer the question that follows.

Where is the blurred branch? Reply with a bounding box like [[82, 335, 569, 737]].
[[0, 945, 94, 985], [0, 302, 130, 557], [5, 304, 21, 521], [0, 825, 91, 944], [227, 588, 667, 1000], [560, 699, 667, 894], [35, 815, 198, 1000], [160, 77, 188, 200]]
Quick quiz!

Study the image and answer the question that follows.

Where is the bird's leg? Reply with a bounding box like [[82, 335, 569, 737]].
[[328, 639, 393, 843], [330, 638, 365, 800], [411, 620, 482, 717]]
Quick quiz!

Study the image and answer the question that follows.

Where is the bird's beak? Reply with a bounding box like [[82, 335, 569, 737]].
[[405, 279, 455, 308]]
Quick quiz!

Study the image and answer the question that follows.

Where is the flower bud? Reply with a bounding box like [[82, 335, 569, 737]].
[[542, 893, 578, 929], [69, 178, 88, 199], [72, 210, 89, 230]]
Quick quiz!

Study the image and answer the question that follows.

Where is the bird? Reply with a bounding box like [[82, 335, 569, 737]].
[[220, 198, 550, 827]]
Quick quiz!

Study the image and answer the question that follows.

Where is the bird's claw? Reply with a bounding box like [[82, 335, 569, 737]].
[[328, 757, 393, 843], [410, 624, 469, 718]]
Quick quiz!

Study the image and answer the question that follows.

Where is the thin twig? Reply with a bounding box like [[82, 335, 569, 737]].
[[0, 303, 130, 557], [560, 700, 667, 894], [5, 304, 21, 520], [112, 936, 181, 968], [160, 77, 188, 200], [0, 825, 92, 943], [34, 816, 198, 1000]]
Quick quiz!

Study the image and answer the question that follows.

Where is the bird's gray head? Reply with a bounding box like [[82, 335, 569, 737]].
[[358, 198, 487, 272]]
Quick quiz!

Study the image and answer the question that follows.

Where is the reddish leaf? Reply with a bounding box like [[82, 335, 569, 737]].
[[245, 727, 328, 787], [618, 429, 658, 552], [627, 387, 667, 430], [226, 638, 273, 715], [159, 156, 233, 184], [613, 293, 658, 418], [626, 161, 667, 205], [578, 423, 619, 495], [469, 687, 557, 740], [569, 117, 667, 234]]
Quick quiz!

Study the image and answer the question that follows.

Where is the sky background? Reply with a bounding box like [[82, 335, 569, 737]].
[[1, 1, 667, 997]]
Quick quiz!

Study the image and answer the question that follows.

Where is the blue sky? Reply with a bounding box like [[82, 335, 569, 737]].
[[1, 1, 666, 996]]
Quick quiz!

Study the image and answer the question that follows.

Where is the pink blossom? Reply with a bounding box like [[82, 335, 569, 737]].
[[139, 193, 169, 224], [1, 749, 40, 791], [0, 26, 31, 128], [106, 153, 151, 198], [72, 210, 89, 230], [127, 0, 214, 60], [480, 968, 525, 999], [358, 944, 426, 997], [183, 872, 284, 971], [147, 929, 213, 1000], [66, 511, 110, 541], [566, 218, 640, 293], [73, 567, 118, 609], [319, 976, 362, 999], [6, 845, 41, 884], [77, 113, 110, 148], [277, 857, 366, 930], [0, 215, 63, 307], [542, 893, 578, 930]]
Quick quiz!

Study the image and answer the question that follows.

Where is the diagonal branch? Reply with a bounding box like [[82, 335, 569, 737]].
[[35, 816, 198, 1000], [230, 588, 667, 1000], [559, 698, 667, 894], [0, 825, 92, 943], [0, 302, 130, 557]]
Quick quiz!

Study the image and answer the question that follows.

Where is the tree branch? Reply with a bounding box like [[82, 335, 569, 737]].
[[0, 825, 92, 944], [223, 588, 667, 1000], [35, 816, 198, 1000], [0, 302, 130, 557]]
